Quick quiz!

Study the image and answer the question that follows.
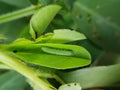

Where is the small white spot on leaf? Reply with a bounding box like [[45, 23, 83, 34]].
[[58, 83, 81, 90]]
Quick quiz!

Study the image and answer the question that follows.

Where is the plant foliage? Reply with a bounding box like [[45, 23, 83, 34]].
[[0, 0, 120, 90]]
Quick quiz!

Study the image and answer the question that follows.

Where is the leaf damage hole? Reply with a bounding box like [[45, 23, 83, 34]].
[[13, 50, 18, 53]]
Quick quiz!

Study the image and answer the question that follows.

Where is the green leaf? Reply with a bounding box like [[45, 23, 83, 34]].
[[1, 43, 91, 69], [29, 0, 39, 5], [63, 0, 75, 10], [39, 0, 53, 5], [58, 83, 81, 90], [73, 0, 120, 53], [0, 19, 27, 43], [36, 29, 86, 43], [30, 5, 61, 39], [0, 0, 31, 8], [0, 71, 28, 90], [0, 1, 17, 14], [19, 25, 32, 39], [58, 64, 120, 89]]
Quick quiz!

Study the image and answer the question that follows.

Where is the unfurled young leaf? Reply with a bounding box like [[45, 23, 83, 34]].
[[36, 29, 86, 43], [30, 5, 61, 39]]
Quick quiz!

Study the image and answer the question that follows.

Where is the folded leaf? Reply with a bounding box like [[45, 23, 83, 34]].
[[30, 5, 61, 39], [1, 43, 91, 69]]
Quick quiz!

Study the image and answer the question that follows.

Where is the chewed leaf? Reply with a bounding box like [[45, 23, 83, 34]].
[[35, 33, 54, 43], [50, 29, 86, 43], [58, 83, 81, 90], [30, 5, 61, 39], [36, 29, 86, 43], [1, 43, 91, 69]]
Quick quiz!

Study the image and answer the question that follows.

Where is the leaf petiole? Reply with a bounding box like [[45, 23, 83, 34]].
[[0, 4, 41, 24]]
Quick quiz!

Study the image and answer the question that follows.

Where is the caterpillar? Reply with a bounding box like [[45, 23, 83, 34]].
[[41, 47, 73, 56]]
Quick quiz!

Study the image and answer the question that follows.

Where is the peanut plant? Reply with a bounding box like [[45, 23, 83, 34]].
[[0, 0, 120, 90]]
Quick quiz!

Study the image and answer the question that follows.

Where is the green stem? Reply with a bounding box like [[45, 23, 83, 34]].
[[0, 64, 10, 69], [0, 51, 55, 90], [53, 74, 65, 84], [0, 58, 65, 85], [0, 4, 41, 24]]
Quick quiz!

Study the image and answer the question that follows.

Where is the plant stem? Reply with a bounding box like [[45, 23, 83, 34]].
[[0, 64, 10, 69], [0, 51, 55, 90], [0, 4, 41, 24]]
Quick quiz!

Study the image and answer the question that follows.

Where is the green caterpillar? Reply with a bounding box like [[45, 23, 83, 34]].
[[0, 43, 91, 69], [41, 47, 73, 56], [0, 43, 91, 60]]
